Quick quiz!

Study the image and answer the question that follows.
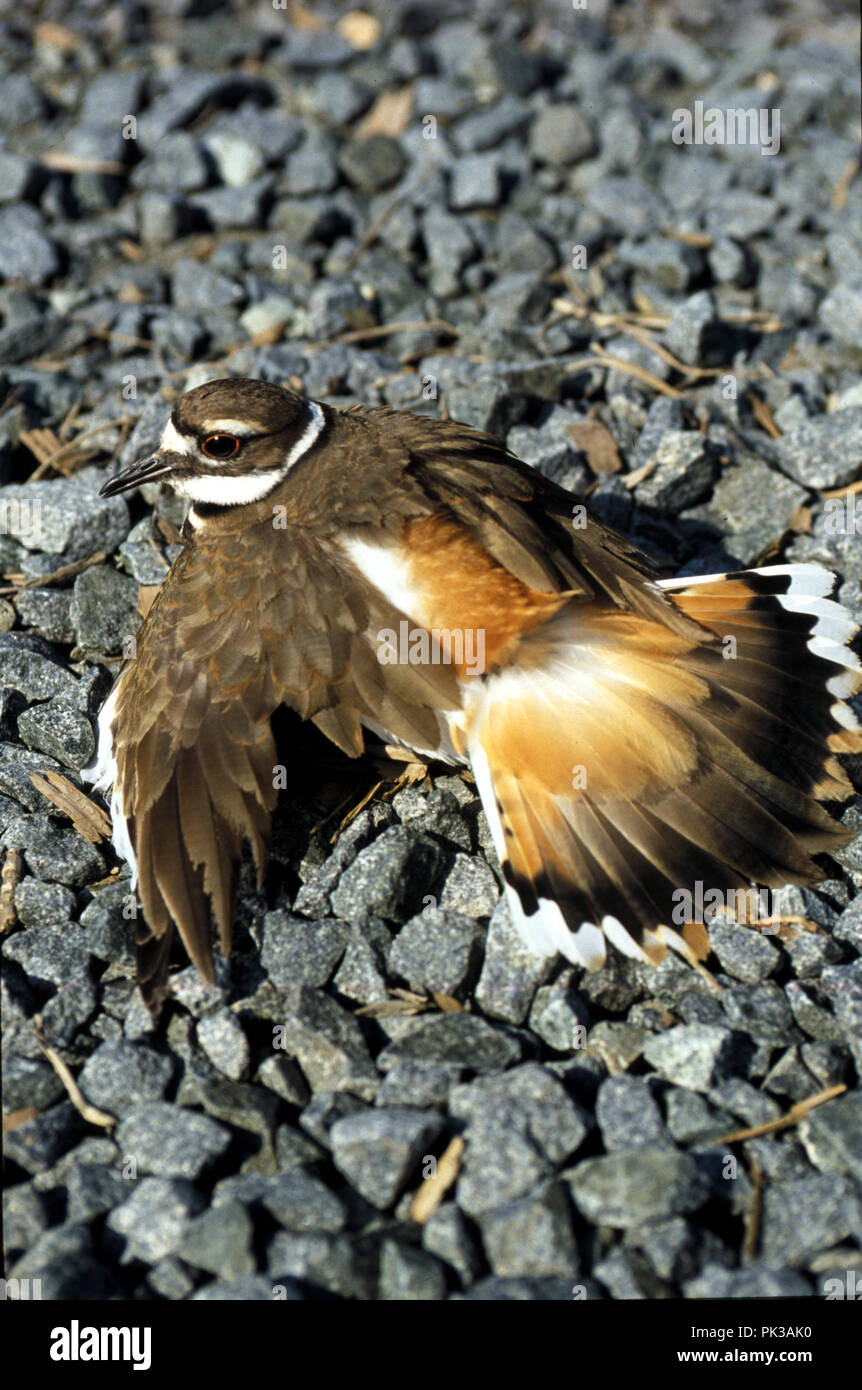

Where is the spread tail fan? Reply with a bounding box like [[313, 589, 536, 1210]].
[[465, 564, 862, 970]]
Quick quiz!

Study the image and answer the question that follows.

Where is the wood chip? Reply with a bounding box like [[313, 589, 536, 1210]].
[[34, 21, 79, 49], [20, 426, 62, 468], [286, 1, 328, 31], [631, 287, 658, 316], [381, 744, 424, 765], [23, 419, 121, 481], [0, 848, 23, 935], [29, 770, 113, 843], [2, 1107, 39, 1133], [623, 457, 659, 489], [337, 10, 382, 49], [356, 988, 431, 1019], [57, 398, 82, 444], [669, 228, 713, 249], [410, 1136, 465, 1224], [355, 999, 424, 1018], [249, 323, 287, 348], [118, 280, 147, 304], [354, 86, 414, 141], [431, 992, 463, 1013], [383, 761, 428, 788], [832, 153, 860, 211], [565, 418, 623, 475], [357, 1000, 407, 1018]]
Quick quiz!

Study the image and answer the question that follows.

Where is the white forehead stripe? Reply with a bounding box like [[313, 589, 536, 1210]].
[[182, 400, 325, 509], [159, 419, 194, 456]]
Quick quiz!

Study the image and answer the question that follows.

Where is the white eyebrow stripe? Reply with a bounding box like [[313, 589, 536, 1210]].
[[198, 418, 262, 436]]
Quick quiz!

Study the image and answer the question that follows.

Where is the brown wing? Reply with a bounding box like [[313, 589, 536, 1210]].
[[321, 416, 860, 966], [356, 406, 709, 641], [467, 567, 862, 971], [109, 519, 460, 1005], [275, 402, 699, 639]]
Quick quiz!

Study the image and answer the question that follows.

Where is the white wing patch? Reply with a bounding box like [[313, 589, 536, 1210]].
[[82, 680, 138, 885], [341, 534, 423, 623]]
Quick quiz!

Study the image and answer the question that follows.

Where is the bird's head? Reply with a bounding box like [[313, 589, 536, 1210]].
[[100, 377, 326, 506]]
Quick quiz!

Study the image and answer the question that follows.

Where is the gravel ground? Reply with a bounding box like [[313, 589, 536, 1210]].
[[2, 0, 862, 1302]]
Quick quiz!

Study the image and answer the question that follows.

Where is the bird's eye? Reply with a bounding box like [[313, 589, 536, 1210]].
[[201, 434, 241, 459]]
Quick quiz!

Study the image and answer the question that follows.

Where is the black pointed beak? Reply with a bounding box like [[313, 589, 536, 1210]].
[[99, 451, 185, 497]]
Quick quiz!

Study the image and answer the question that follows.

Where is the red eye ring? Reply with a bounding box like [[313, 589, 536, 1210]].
[[201, 434, 241, 459]]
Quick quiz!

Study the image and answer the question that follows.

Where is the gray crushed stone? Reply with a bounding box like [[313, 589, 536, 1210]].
[[2, 0, 861, 1307]]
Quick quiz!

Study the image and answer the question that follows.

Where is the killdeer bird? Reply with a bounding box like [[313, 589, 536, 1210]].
[[92, 377, 862, 1010]]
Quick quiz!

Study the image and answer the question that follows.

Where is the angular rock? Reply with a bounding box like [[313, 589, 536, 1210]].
[[106, 1177, 204, 1264], [478, 1181, 578, 1278], [376, 1012, 524, 1075], [329, 827, 444, 925], [114, 1103, 231, 1179], [643, 1024, 741, 1091], [178, 1200, 256, 1280], [260, 910, 348, 990], [388, 907, 484, 996], [78, 1040, 175, 1115], [276, 984, 379, 1100], [567, 1150, 710, 1227], [378, 1240, 447, 1300], [595, 1075, 672, 1152], [708, 922, 781, 984], [775, 409, 862, 489], [451, 1063, 589, 1217], [330, 1106, 443, 1209]]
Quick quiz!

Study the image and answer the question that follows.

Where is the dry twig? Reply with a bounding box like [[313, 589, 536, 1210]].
[[711, 1084, 847, 1145], [0, 552, 107, 597], [33, 1015, 116, 1128], [742, 1152, 764, 1260]]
